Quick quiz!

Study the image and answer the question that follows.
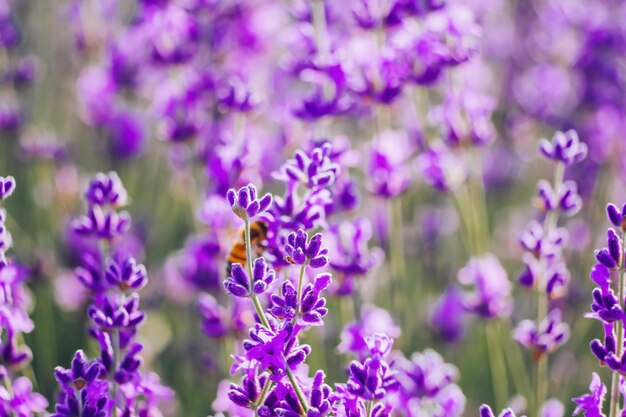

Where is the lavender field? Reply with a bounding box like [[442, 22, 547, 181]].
[[0, 1, 625, 416]]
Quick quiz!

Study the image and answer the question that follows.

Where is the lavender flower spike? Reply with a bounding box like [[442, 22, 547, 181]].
[[284, 229, 329, 268], [223, 257, 275, 298], [538, 130, 588, 165], [227, 183, 273, 220], [0, 176, 15, 200]]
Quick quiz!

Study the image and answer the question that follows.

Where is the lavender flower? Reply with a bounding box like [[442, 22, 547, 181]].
[[223, 258, 276, 298], [572, 373, 606, 417], [0, 376, 47, 417], [273, 143, 340, 189], [458, 253, 512, 319], [395, 348, 465, 417], [227, 184, 273, 220], [85, 171, 128, 208], [284, 229, 329, 267], [0, 176, 15, 200], [416, 144, 468, 192], [539, 130, 588, 165], [513, 308, 570, 360]]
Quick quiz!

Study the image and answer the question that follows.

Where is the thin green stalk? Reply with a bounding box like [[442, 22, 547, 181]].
[[296, 263, 307, 316], [366, 400, 373, 417], [497, 321, 533, 406], [486, 322, 509, 410], [609, 229, 626, 417], [287, 368, 310, 414]]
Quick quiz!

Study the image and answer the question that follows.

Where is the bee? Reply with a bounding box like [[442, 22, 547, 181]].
[[226, 221, 269, 275]]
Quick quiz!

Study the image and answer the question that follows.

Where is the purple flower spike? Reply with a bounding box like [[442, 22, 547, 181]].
[[104, 257, 148, 292], [54, 350, 103, 391], [199, 293, 227, 339], [227, 183, 273, 220], [513, 308, 570, 360], [458, 253, 512, 319], [538, 130, 587, 165], [284, 229, 329, 268], [224, 258, 275, 298], [416, 144, 468, 192], [273, 143, 340, 189], [0, 376, 48, 416], [72, 206, 131, 241], [299, 273, 332, 326], [88, 293, 145, 331], [85, 171, 128, 208], [0, 176, 15, 200], [606, 203, 626, 231], [572, 373, 606, 417]]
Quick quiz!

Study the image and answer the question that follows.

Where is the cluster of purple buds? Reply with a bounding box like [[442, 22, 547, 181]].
[[394, 348, 466, 417], [517, 131, 586, 299], [51, 350, 109, 417], [326, 218, 384, 296], [227, 184, 273, 220], [333, 333, 398, 417], [513, 309, 570, 361], [0, 175, 15, 200], [0, 176, 48, 415], [538, 130, 588, 166], [586, 203, 626, 372], [224, 258, 275, 298], [273, 143, 340, 190], [457, 253, 512, 319], [61, 172, 171, 416], [73, 172, 131, 241], [284, 229, 329, 267], [416, 144, 468, 193]]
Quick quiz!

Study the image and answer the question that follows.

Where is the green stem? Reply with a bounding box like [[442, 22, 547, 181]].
[[366, 400, 373, 417], [287, 368, 310, 415], [609, 230, 626, 417], [486, 321, 509, 410], [296, 263, 307, 317]]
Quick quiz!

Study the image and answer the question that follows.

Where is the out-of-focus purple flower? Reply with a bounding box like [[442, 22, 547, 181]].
[[0, 3, 19, 49], [572, 373, 606, 417], [326, 218, 383, 295], [458, 253, 512, 319], [72, 205, 131, 241], [513, 308, 570, 360], [104, 257, 147, 292], [2, 56, 37, 87], [227, 183, 273, 220], [0, 176, 15, 200], [395, 348, 465, 417], [284, 229, 329, 268], [535, 180, 582, 216], [216, 75, 259, 113], [338, 305, 401, 357], [77, 66, 117, 126], [292, 62, 354, 121], [0, 102, 24, 132], [0, 376, 48, 417], [368, 130, 413, 198], [198, 293, 227, 338], [143, 5, 199, 65], [88, 293, 145, 331], [429, 285, 466, 343], [273, 143, 340, 189], [416, 144, 468, 192], [84, 171, 128, 208], [433, 90, 496, 148], [108, 109, 146, 158], [224, 257, 275, 298], [539, 130, 588, 166], [541, 399, 564, 417]]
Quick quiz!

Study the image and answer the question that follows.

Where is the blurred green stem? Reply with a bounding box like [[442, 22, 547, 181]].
[[486, 321, 508, 410]]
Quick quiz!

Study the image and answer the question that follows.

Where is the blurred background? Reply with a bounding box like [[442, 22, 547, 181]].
[[1, 0, 625, 415]]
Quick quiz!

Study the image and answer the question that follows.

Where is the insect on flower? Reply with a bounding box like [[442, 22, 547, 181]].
[[226, 220, 269, 276]]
